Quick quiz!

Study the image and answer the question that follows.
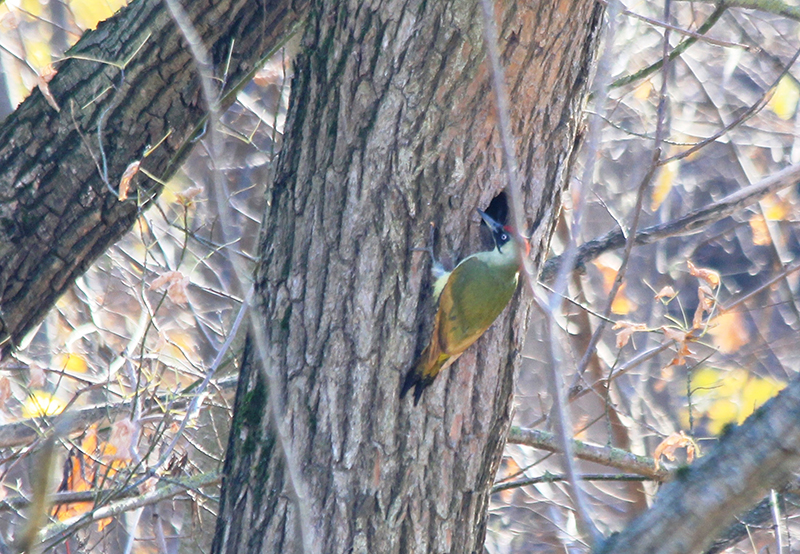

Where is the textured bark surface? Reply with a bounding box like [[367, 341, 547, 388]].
[[213, 0, 603, 552], [0, 0, 307, 357]]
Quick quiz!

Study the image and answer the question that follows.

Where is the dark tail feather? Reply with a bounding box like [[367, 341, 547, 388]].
[[400, 357, 443, 406], [400, 365, 423, 405]]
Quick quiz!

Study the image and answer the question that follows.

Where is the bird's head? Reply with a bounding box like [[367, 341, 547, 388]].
[[477, 209, 531, 257]]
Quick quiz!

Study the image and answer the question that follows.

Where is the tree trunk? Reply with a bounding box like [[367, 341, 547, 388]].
[[212, 0, 603, 552], [0, 0, 306, 358]]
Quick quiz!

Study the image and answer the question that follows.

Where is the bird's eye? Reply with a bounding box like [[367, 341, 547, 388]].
[[500, 233, 508, 242]]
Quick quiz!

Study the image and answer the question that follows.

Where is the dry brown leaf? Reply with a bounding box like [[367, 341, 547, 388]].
[[0, 377, 11, 412], [118, 161, 141, 201], [654, 286, 677, 302], [660, 326, 686, 343], [151, 270, 190, 305], [175, 185, 203, 206], [749, 215, 771, 246], [687, 260, 720, 289], [613, 321, 648, 348], [653, 431, 698, 470], [108, 419, 137, 461], [692, 285, 716, 330]]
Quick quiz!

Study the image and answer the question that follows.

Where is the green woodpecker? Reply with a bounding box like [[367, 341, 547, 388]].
[[401, 209, 529, 405]]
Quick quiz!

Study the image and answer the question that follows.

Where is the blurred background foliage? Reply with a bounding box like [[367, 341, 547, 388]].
[[1, 0, 800, 552]]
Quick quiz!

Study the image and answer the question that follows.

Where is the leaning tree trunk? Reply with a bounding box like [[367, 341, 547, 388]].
[[212, 0, 603, 552], [0, 0, 306, 359]]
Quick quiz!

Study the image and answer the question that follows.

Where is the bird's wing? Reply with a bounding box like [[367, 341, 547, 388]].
[[436, 256, 518, 355]]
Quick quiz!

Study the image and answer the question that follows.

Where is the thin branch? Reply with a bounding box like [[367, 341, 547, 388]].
[[601, 1, 741, 50], [38, 471, 220, 548], [599, 374, 800, 553], [571, 0, 673, 387], [0, 374, 238, 449], [675, 0, 800, 22], [492, 472, 651, 494], [660, 47, 800, 166], [0, 487, 139, 513], [507, 426, 670, 481], [610, 4, 728, 90], [541, 162, 800, 282]]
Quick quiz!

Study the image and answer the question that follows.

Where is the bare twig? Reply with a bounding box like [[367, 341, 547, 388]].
[[600, 1, 742, 50], [660, 47, 800, 166], [160, 5, 315, 552], [0, 374, 238, 449], [541, 162, 800, 282], [610, 4, 728, 90], [675, 0, 800, 22], [492, 472, 651, 494], [38, 471, 220, 549], [507, 427, 670, 481]]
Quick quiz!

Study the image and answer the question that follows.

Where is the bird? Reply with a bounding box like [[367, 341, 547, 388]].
[[401, 208, 529, 405]]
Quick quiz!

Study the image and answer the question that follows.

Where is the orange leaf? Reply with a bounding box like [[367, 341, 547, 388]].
[[708, 312, 749, 354], [613, 321, 648, 348], [151, 270, 190, 305], [118, 161, 141, 201], [749, 215, 771, 246], [653, 431, 698, 470], [654, 286, 677, 302], [687, 260, 720, 289]]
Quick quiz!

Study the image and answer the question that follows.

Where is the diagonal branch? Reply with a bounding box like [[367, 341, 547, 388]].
[[541, 162, 800, 282], [0, 0, 307, 360]]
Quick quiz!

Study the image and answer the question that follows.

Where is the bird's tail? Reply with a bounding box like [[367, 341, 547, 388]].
[[400, 347, 450, 405]]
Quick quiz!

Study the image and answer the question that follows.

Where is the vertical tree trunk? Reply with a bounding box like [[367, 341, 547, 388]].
[[213, 0, 603, 552]]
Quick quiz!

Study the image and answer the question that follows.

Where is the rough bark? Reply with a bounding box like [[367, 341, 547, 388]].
[[212, 0, 603, 552], [598, 373, 800, 554], [0, 0, 307, 358]]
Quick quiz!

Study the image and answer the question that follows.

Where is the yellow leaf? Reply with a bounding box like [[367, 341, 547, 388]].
[[593, 254, 620, 287], [707, 399, 739, 435], [709, 312, 749, 354], [22, 392, 65, 418], [651, 161, 679, 211], [715, 368, 749, 398], [20, 0, 44, 17], [768, 75, 800, 120], [59, 353, 88, 373], [22, 38, 51, 71], [739, 377, 784, 423], [69, 0, 127, 31], [633, 80, 653, 101], [763, 196, 789, 221], [611, 285, 636, 315], [690, 366, 721, 391]]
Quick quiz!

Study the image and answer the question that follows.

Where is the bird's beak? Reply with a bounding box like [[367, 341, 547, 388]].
[[477, 209, 504, 233]]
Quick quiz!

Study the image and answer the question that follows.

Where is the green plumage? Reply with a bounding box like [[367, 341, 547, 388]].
[[401, 210, 524, 405]]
